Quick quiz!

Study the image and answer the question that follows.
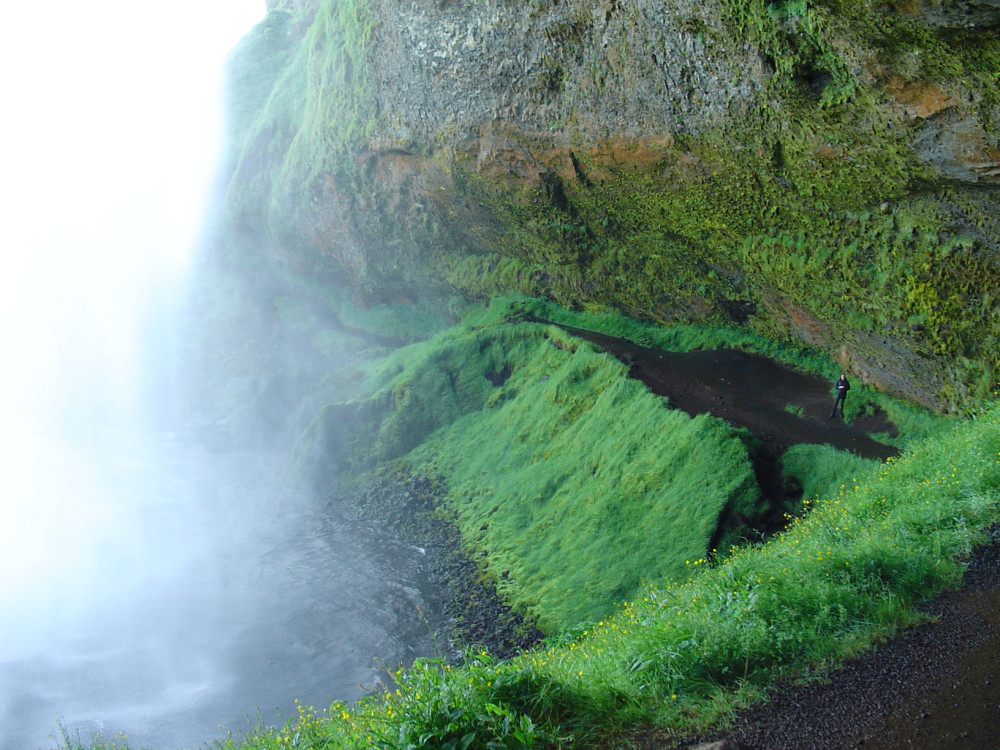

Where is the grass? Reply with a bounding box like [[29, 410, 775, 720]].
[[400, 326, 763, 633], [224, 0, 377, 247], [203, 399, 1000, 749], [491, 295, 839, 371], [54, 725, 131, 750], [63, 300, 999, 749], [780, 442, 878, 505], [293, 301, 951, 631]]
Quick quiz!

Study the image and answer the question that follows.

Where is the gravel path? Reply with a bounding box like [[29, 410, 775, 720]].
[[542, 322, 1000, 748], [677, 527, 1000, 749]]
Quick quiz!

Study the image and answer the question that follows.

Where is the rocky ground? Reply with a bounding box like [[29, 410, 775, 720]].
[[326, 473, 544, 661]]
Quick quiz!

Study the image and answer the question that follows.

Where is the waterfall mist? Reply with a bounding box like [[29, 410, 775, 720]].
[[0, 2, 264, 742], [0, 4, 444, 748], [1, 0, 258, 661]]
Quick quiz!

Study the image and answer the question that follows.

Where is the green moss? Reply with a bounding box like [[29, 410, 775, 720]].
[[742, 210, 1000, 403], [225, 10, 297, 145], [225, 0, 376, 245], [781, 442, 878, 505], [413, 2, 996, 410], [434, 87, 997, 406]]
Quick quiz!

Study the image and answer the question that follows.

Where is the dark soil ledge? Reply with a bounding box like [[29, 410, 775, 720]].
[[536, 319, 900, 462]]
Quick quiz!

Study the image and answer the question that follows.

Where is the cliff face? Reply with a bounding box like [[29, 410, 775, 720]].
[[224, 0, 1000, 411]]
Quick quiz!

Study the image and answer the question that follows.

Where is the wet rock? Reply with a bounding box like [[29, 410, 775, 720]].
[[885, 0, 1000, 29], [912, 109, 1000, 184]]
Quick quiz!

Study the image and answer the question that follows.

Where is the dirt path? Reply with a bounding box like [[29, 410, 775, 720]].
[[550, 321, 899, 461], [543, 320, 900, 532], [679, 528, 1000, 750], [542, 322, 999, 749]]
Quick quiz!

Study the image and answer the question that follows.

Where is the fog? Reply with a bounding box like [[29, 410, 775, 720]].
[[0, 4, 442, 748]]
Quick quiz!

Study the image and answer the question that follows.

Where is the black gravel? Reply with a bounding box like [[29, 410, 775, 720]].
[[326, 472, 544, 661]]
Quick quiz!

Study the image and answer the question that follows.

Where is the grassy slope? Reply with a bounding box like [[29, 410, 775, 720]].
[[401, 327, 761, 633], [203, 395, 1000, 750], [302, 311, 764, 633]]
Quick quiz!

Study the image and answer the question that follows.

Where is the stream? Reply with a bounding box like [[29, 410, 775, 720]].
[[0, 434, 443, 750]]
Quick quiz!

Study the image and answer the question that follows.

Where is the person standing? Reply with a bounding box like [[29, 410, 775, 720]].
[[829, 372, 850, 418]]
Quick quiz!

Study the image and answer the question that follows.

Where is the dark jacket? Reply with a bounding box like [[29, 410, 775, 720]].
[[834, 376, 850, 399]]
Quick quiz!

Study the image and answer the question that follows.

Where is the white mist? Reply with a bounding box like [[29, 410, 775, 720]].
[[0, 0, 265, 662], [1, 4, 444, 749]]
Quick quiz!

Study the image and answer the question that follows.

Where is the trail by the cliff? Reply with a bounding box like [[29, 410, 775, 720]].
[[533, 318, 900, 536], [673, 527, 1000, 750], [547, 321, 900, 462]]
